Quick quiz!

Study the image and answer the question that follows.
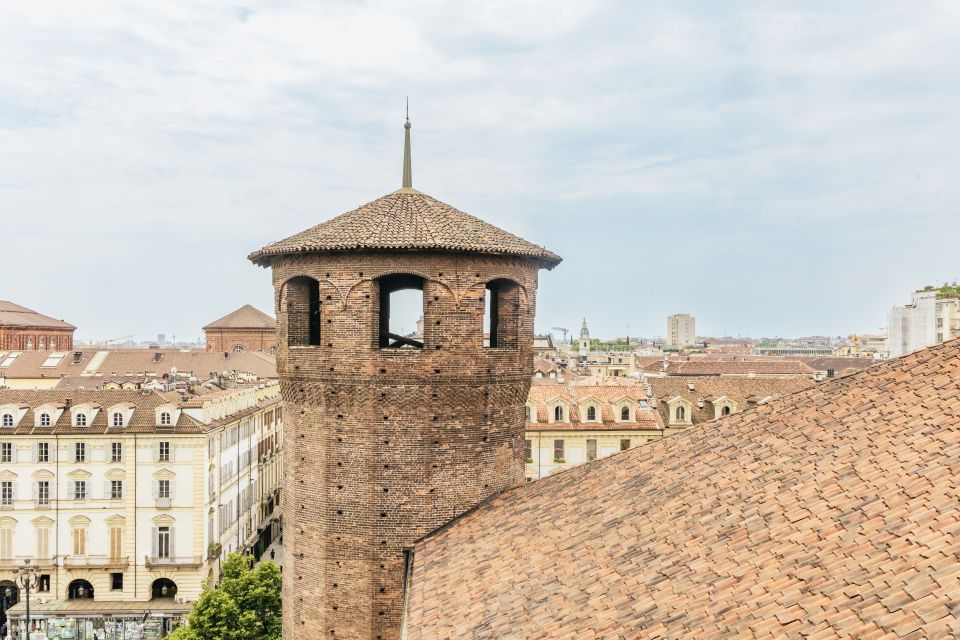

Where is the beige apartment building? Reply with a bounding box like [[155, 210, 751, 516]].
[[0, 384, 282, 639], [666, 313, 696, 348]]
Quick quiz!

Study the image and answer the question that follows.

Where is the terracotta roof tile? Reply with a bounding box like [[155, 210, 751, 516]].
[[247, 189, 561, 268], [0, 300, 75, 329], [202, 304, 275, 330], [405, 337, 960, 638]]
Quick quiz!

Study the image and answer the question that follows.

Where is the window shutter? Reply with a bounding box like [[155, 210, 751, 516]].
[[119, 480, 124, 499], [32, 481, 37, 501], [170, 480, 176, 502], [104, 480, 112, 499], [169, 444, 175, 463], [10, 481, 16, 502], [50, 444, 57, 463], [32, 443, 38, 462], [67, 481, 75, 499], [151, 528, 158, 559], [151, 481, 158, 500], [170, 526, 176, 558]]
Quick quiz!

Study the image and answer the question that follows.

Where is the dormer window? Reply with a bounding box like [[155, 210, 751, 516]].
[[113, 413, 124, 427], [232, 345, 245, 353], [553, 405, 566, 422], [620, 406, 630, 421], [676, 406, 685, 421], [160, 412, 172, 426], [40, 413, 51, 427], [524, 406, 531, 421], [1, 415, 12, 428], [721, 405, 732, 416], [76, 414, 87, 427], [586, 406, 597, 421]]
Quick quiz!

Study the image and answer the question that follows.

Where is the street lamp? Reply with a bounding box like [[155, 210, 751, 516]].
[[12, 559, 39, 640]]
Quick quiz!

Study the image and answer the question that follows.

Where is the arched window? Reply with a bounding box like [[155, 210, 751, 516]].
[[676, 406, 685, 421], [76, 413, 87, 427], [586, 406, 597, 421], [160, 412, 172, 426], [40, 413, 51, 427], [483, 279, 520, 348], [620, 406, 630, 421], [284, 276, 322, 347], [113, 413, 124, 427], [721, 405, 731, 416], [524, 406, 531, 421], [1, 414, 12, 427], [232, 345, 246, 353], [68, 579, 94, 600], [39, 338, 45, 350], [554, 405, 564, 422], [151, 578, 178, 600], [50, 337, 57, 350], [378, 274, 424, 349]]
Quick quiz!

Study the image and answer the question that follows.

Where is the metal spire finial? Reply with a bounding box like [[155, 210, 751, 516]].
[[402, 98, 412, 189]]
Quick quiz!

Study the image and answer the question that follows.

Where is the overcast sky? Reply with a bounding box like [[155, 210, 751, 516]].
[[2, 1, 959, 343]]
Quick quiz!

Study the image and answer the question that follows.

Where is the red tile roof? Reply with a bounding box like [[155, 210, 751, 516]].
[[247, 189, 561, 268], [405, 338, 960, 638], [203, 304, 276, 330]]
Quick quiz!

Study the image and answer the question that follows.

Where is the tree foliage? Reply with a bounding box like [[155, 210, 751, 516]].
[[168, 553, 282, 640]]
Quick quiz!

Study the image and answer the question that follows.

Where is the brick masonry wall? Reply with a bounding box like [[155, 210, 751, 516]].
[[267, 251, 543, 640], [0, 327, 74, 350], [204, 328, 276, 353]]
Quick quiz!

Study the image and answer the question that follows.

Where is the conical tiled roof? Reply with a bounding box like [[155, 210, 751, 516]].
[[202, 304, 275, 330], [248, 189, 561, 268]]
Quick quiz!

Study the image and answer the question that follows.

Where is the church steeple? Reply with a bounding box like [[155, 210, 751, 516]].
[[402, 99, 412, 189]]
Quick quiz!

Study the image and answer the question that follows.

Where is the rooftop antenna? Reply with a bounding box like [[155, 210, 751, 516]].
[[402, 97, 413, 189]]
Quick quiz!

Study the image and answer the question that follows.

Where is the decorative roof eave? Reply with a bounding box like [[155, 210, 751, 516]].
[[249, 241, 562, 270]]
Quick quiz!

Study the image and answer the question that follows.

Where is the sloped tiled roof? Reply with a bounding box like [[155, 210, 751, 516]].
[[203, 304, 276, 330], [639, 358, 815, 376], [0, 300, 75, 329], [526, 381, 661, 431], [0, 349, 277, 382], [406, 338, 960, 638], [649, 376, 814, 425], [248, 189, 561, 268]]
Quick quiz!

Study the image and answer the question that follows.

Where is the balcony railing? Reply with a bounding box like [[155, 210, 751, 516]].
[[0, 557, 56, 570], [155, 497, 172, 509], [64, 555, 130, 569], [145, 555, 202, 568]]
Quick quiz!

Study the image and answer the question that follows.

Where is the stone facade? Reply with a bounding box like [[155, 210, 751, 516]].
[[204, 328, 276, 354], [269, 250, 541, 640]]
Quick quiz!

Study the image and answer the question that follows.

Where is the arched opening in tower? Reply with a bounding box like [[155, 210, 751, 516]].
[[484, 279, 521, 349], [283, 276, 322, 347], [377, 274, 424, 348]]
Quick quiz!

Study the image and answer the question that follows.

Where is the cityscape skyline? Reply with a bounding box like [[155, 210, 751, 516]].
[[3, 1, 960, 341]]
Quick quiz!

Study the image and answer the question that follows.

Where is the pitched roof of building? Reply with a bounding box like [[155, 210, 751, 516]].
[[640, 358, 815, 377], [0, 386, 279, 435], [0, 300, 75, 330], [405, 338, 960, 639], [648, 376, 814, 424], [526, 380, 661, 431], [247, 189, 562, 268], [0, 348, 277, 382], [202, 304, 276, 330], [803, 356, 877, 374]]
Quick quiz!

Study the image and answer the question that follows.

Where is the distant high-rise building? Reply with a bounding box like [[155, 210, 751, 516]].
[[666, 313, 696, 348], [157, 333, 166, 345], [888, 286, 960, 357]]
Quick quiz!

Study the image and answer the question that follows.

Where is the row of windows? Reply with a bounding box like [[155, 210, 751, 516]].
[[0, 440, 172, 463], [0, 479, 126, 505], [525, 404, 640, 423], [284, 275, 521, 349], [0, 411, 172, 428], [524, 438, 633, 463]]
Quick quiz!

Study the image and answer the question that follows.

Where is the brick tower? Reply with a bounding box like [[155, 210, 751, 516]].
[[249, 115, 561, 640]]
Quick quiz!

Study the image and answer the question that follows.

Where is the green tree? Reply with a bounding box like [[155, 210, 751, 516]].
[[168, 553, 282, 640]]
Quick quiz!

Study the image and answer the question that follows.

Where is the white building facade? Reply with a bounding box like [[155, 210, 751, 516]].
[[888, 289, 960, 358], [0, 384, 282, 639]]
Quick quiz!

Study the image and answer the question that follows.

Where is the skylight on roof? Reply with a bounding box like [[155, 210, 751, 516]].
[[41, 352, 66, 368], [0, 352, 22, 368]]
